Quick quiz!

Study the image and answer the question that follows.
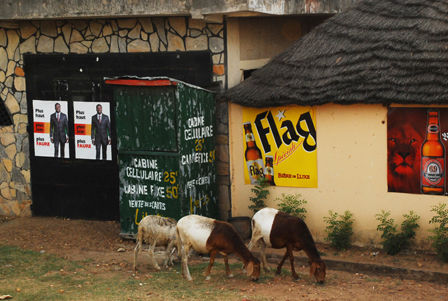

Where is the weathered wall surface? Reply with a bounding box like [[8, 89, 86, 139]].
[[0, 17, 228, 218], [0, 0, 357, 20]]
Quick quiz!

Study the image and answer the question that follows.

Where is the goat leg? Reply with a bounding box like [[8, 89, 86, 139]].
[[288, 246, 299, 279], [276, 248, 289, 275], [223, 255, 234, 278], [247, 238, 255, 251], [260, 241, 270, 272], [205, 249, 218, 281], [148, 240, 161, 271], [163, 241, 175, 268], [168, 245, 177, 266], [134, 240, 141, 271], [180, 244, 193, 281]]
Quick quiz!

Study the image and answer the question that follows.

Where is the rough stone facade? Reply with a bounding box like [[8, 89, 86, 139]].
[[0, 17, 231, 220]]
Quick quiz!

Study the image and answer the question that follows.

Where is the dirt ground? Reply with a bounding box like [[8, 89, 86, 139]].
[[1, 216, 447, 300]]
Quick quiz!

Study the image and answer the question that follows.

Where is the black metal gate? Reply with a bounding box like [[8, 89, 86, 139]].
[[25, 52, 213, 220]]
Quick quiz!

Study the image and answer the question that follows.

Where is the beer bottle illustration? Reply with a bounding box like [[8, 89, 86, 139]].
[[421, 109, 445, 195], [243, 122, 265, 184], [264, 155, 276, 186]]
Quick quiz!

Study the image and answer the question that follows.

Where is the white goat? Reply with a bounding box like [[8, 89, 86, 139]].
[[176, 215, 261, 281], [133, 215, 178, 271]]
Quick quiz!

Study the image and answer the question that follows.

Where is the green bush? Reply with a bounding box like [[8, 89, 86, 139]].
[[375, 210, 420, 256], [323, 210, 354, 250], [274, 193, 307, 220], [428, 203, 448, 262], [248, 177, 270, 214]]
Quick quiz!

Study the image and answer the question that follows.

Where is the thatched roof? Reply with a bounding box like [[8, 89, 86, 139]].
[[223, 0, 448, 107]]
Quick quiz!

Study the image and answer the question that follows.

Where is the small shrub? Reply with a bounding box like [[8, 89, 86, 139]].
[[375, 210, 420, 256], [248, 177, 270, 214], [428, 203, 448, 262], [275, 193, 307, 220], [323, 210, 354, 250]]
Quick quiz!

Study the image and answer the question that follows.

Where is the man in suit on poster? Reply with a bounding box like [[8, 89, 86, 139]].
[[91, 104, 111, 160], [49, 102, 69, 158]]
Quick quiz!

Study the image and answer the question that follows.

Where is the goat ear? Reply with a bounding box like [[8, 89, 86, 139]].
[[246, 262, 254, 277], [309, 262, 317, 276]]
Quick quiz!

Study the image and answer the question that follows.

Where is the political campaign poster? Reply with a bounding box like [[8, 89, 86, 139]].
[[74, 102, 112, 160], [33, 100, 69, 158]]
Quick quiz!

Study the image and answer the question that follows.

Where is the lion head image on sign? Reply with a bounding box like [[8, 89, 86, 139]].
[[387, 108, 426, 194]]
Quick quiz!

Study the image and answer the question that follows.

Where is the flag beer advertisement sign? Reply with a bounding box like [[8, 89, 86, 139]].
[[243, 106, 317, 188]]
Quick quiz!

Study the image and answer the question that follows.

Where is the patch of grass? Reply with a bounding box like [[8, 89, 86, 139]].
[[329, 274, 338, 281], [0, 245, 278, 301], [274, 267, 303, 278], [366, 278, 381, 282], [0, 245, 140, 301], [404, 258, 417, 262], [392, 258, 401, 264], [0, 245, 82, 278]]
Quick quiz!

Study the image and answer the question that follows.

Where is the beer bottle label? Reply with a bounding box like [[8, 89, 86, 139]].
[[264, 166, 274, 176], [245, 133, 255, 142], [246, 159, 264, 184], [421, 156, 445, 187], [428, 124, 439, 134]]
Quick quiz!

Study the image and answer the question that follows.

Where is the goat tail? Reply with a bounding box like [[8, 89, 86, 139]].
[[135, 227, 145, 254], [175, 226, 182, 259]]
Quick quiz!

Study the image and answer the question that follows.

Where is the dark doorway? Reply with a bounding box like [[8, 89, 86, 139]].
[[25, 52, 213, 220]]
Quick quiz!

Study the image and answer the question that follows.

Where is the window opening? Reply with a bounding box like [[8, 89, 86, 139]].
[[0, 99, 13, 126]]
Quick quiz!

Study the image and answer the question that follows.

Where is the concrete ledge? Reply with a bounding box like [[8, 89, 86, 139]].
[[326, 258, 448, 283], [0, 0, 353, 20], [261, 252, 448, 284]]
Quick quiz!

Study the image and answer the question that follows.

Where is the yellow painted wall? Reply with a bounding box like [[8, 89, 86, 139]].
[[229, 102, 447, 248]]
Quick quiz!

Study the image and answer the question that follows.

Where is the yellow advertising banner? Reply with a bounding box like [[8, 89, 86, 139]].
[[243, 106, 317, 188]]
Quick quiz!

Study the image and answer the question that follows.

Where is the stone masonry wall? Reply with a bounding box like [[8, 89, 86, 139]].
[[0, 17, 231, 220]]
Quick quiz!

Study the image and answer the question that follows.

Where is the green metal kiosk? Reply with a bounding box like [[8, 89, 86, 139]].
[[106, 76, 218, 238]]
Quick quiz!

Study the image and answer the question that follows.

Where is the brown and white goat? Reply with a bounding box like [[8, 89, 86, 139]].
[[176, 215, 261, 281], [247, 208, 326, 283], [134, 215, 178, 271]]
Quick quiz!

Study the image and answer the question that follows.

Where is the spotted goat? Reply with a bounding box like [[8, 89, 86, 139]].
[[176, 215, 261, 281], [248, 208, 326, 283]]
